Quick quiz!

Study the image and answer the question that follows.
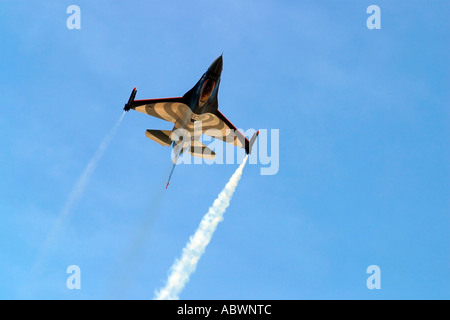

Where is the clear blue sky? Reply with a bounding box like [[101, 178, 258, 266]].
[[0, 1, 448, 299]]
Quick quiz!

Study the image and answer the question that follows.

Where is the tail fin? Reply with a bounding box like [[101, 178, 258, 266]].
[[245, 131, 259, 155], [165, 162, 177, 189]]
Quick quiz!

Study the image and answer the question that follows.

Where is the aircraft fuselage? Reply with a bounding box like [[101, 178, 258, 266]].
[[183, 55, 223, 115]]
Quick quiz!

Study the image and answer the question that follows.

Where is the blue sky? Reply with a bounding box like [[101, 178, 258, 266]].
[[0, 1, 448, 299]]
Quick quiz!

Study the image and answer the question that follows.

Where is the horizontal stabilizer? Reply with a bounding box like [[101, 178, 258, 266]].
[[188, 141, 216, 159], [145, 129, 172, 147]]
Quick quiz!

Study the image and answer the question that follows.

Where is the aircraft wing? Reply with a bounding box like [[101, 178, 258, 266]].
[[129, 98, 193, 127], [197, 110, 250, 152], [124, 88, 192, 126], [124, 88, 258, 154]]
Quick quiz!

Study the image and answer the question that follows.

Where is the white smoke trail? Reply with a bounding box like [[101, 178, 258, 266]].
[[155, 155, 249, 300], [34, 112, 126, 268], [59, 111, 126, 219]]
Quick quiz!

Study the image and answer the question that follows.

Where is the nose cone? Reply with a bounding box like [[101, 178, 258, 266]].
[[207, 55, 223, 78]]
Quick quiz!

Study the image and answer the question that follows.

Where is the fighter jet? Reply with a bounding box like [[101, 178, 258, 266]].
[[123, 55, 259, 188]]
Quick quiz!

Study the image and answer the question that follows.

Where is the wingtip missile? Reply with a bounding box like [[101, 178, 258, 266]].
[[246, 131, 259, 155], [124, 87, 137, 111]]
